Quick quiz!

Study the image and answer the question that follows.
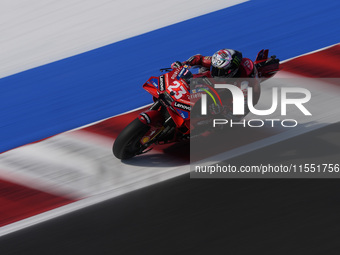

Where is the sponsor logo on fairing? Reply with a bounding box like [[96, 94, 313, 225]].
[[151, 78, 159, 88], [159, 75, 165, 91], [176, 109, 189, 119], [174, 102, 191, 111], [177, 66, 189, 80], [171, 69, 181, 80]]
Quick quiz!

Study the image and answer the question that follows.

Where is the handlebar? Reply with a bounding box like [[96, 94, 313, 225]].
[[160, 68, 172, 72]]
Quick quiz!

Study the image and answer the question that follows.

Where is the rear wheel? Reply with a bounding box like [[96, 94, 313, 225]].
[[113, 118, 150, 159]]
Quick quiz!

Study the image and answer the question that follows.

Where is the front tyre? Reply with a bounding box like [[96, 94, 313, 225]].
[[113, 118, 150, 160]]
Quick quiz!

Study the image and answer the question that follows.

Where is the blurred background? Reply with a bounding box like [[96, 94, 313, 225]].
[[0, 0, 340, 254]]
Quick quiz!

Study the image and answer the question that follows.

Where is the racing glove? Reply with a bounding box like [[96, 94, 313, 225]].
[[183, 54, 202, 66]]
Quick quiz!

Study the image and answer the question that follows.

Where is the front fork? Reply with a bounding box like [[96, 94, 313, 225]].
[[138, 101, 163, 126], [138, 101, 176, 146]]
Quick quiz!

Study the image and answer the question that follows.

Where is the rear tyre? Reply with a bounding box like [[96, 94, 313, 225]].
[[113, 118, 150, 159]]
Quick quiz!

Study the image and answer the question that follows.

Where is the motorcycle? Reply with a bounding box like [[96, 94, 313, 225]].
[[112, 49, 280, 159]]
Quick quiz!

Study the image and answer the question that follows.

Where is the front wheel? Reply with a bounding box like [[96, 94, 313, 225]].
[[113, 118, 151, 159]]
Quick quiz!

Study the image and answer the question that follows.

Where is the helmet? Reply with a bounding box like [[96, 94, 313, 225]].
[[211, 49, 243, 78]]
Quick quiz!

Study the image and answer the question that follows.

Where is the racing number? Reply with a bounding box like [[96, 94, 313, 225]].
[[168, 81, 187, 99]]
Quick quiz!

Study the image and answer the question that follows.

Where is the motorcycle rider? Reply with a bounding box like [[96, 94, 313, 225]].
[[171, 49, 262, 120], [171, 49, 254, 78]]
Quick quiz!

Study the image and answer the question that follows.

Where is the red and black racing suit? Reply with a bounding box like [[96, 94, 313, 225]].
[[179, 54, 261, 120]]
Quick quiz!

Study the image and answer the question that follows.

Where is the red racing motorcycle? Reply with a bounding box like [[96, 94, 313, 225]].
[[113, 49, 279, 159]]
